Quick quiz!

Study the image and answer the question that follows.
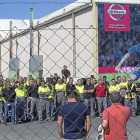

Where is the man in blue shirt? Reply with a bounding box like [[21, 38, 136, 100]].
[[115, 44, 140, 81], [57, 91, 91, 140]]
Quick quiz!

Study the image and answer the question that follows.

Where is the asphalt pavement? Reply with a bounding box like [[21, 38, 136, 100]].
[[0, 116, 140, 140]]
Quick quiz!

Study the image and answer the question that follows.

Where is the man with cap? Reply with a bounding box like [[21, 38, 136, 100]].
[[62, 65, 71, 79]]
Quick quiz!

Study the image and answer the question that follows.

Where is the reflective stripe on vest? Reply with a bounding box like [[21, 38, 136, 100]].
[[125, 84, 135, 98]]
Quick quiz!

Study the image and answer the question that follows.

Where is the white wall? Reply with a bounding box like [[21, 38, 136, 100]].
[[1, 7, 95, 79]]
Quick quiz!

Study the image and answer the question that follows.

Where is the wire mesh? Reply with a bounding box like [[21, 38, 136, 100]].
[[0, 2, 140, 140]]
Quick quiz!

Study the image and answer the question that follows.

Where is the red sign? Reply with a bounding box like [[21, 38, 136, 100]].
[[104, 4, 130, 31], [99, 67, 136, 74]]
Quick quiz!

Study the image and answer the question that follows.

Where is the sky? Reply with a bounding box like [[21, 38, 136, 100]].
[[0, 0, 76, 19]]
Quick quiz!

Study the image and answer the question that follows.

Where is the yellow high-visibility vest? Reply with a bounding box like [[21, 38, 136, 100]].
[[109, 84, 120, 93], [76, 85, 84, 94], [0, 86, 4, 101], [48, 84, 54, 99], [38, 86, 50, 94], [15, 88, 27, 97], [55, 83, 66, 90], [125, 84, 135, 99]]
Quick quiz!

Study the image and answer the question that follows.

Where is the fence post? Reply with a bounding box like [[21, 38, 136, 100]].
[[92, 1, 98, 79], [38, 30, 41, 55], [30, 8, 33, 57], [16, 39, 18, 58], [72, 13, 76, 78], [10, 21, 13, 58]]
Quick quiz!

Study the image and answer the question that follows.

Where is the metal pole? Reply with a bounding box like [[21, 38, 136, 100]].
[[16, 39, 18, 58], [30, 8, 33, 57], [10, 21, 13, 58], [72, 13, 76, 78], [92, 1, 98, 79], [38, 30, 41, 55]]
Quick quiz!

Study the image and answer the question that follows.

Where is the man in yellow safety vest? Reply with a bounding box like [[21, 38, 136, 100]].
[[124, 78, 136, 117], [38, 80, 51, 123]]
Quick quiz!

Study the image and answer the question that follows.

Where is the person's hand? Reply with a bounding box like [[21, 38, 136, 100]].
[[115, 65, 121, 72], [97, 124, 104, 133], [99, 125, 104, 130], [61, 138, 63, 140], [4, 101, 7, 104], [96, 97, 98, 100], [126, 90, 129, 93], [128, 96, 131, 99], [29, 97, 33, 100], [45, 92, 48, 95]]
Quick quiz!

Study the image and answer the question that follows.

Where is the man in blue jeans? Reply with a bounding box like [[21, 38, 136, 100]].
[[57, 91, 91, 140], [2, 81, 16, 125], [15, 82, 27, 123]]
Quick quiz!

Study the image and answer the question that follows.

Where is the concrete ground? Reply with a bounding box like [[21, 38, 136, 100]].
[[0, 116, 140, 140]]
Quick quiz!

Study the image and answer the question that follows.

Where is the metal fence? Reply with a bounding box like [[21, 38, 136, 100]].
[[0, 2, 140, 140]]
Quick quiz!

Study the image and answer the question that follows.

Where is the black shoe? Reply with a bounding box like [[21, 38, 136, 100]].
[[26, 118, 31, 122], [21, 120, 26, 123]]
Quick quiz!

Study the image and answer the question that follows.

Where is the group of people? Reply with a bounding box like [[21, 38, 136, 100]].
[[0, 65, 139, 127]]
